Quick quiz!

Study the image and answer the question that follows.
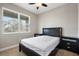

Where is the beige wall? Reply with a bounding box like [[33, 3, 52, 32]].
[[38, 3, 78, 37], [0, 3, 38, 49]]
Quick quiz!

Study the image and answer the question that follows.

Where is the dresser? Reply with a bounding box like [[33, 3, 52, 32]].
[[58, 36, 79, 54]]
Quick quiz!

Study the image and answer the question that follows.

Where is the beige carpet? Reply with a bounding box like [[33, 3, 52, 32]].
[[0, 47, 78, 56]]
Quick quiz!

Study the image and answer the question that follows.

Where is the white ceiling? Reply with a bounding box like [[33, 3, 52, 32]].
[[14, 3, 65, 14]]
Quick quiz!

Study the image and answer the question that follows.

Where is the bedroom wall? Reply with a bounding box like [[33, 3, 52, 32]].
[[0, 3, 38, 49], [38, 3, 78, 37]]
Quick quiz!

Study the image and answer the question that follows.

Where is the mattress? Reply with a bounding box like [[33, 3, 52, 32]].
[[21, 35, 60, 56]]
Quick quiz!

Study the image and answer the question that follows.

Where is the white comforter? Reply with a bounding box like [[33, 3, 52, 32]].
[[21, 35, 60, 56]]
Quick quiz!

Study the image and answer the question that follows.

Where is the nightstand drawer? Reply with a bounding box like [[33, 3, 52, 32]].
[[67, 46, 70, 49], [65, 45, 77, 52], [66, 42, 70, 45], [66, 42, 76, 46]]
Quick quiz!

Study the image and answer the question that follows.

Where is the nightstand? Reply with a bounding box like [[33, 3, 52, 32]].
[[34, 33, 44, 37], [58, 36, 79, 54]]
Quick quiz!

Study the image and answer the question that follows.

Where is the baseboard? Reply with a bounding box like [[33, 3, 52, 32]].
[[0, 44, 19, 52]]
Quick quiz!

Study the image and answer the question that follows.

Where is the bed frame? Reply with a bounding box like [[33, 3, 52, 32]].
[[19, 27, 62, 56]]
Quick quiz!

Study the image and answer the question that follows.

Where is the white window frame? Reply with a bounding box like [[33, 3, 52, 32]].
[[2, 7, 30, 34]]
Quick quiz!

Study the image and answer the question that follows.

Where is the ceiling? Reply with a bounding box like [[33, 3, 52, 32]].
[[14, 3, 65, 15]]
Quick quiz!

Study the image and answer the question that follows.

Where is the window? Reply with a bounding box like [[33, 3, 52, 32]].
[[2, 8, 30, 34], [20, 14, 30, 32], [3, 10, 19, 33]]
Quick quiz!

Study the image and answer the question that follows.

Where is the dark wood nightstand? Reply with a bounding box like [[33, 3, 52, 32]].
[[34, 33, 44, 37], [58, 36, 79, 54]]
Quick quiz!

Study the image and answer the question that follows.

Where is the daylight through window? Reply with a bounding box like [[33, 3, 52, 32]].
[[2, 8, 30, 34]]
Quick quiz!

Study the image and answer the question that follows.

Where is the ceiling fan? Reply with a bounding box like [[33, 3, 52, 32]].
[[28, 3, 48, 10]]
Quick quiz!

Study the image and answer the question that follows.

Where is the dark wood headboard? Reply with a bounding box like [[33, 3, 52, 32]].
[[42, 27, 62, 37]]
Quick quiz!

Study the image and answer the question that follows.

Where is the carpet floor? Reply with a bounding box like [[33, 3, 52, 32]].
[[0, 47, 78, 56]]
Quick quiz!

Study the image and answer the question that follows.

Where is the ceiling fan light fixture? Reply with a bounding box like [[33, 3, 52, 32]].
[[28, 3, 47, 10], [36, 7, 39, 10]]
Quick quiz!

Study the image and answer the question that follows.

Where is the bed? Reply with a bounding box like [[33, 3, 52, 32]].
[[19, 27, 62, 56]]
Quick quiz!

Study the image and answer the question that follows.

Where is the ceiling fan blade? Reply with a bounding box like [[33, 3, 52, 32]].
[[42, 3, 47, 7], [29, 3, 35, 5]]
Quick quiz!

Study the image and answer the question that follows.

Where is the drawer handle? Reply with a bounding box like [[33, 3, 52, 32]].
[[67, 43, 70, 45], [67, 46, 70, 48]]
